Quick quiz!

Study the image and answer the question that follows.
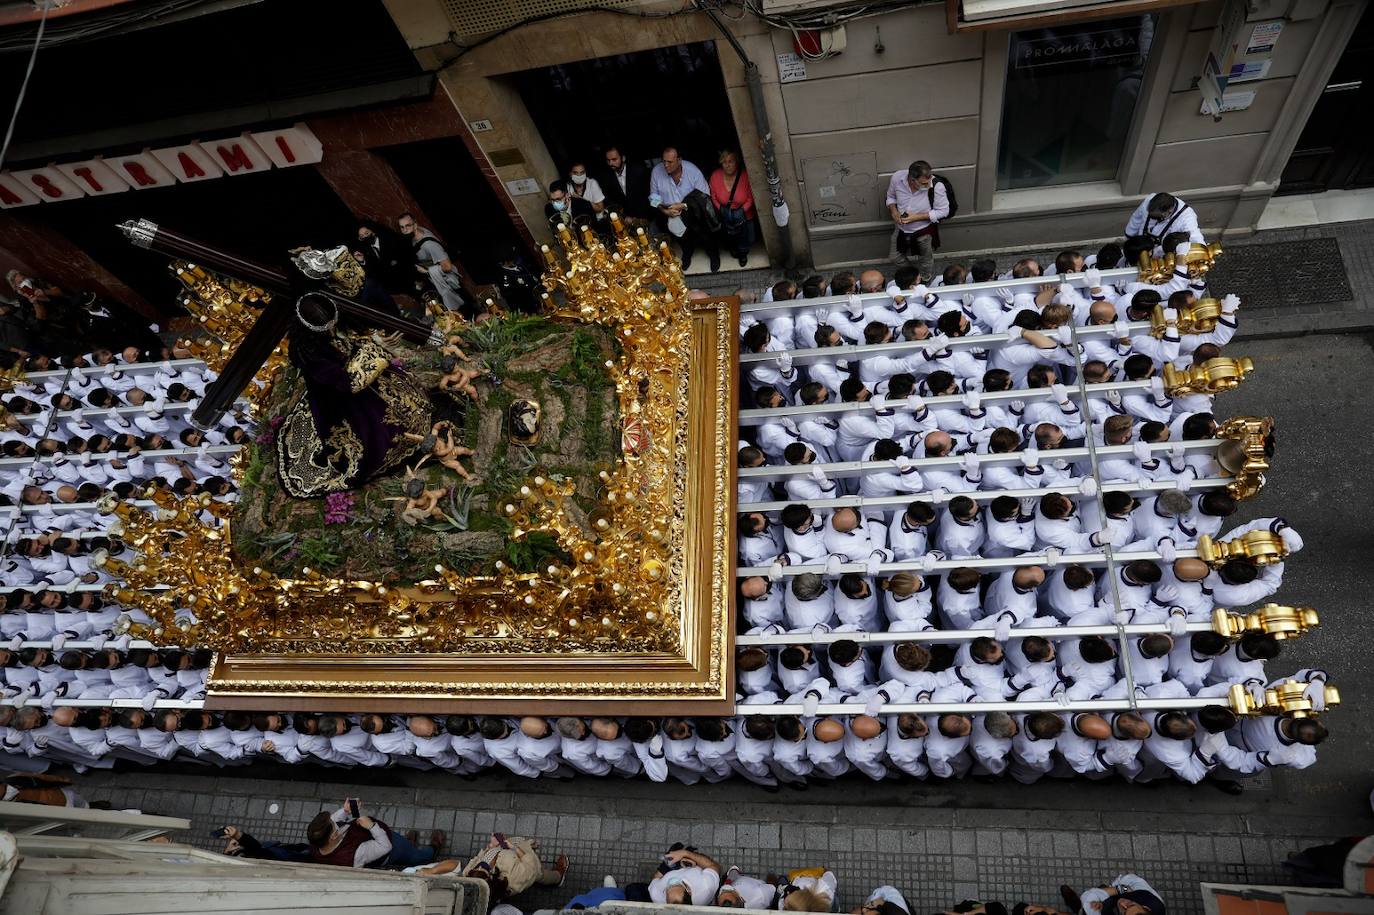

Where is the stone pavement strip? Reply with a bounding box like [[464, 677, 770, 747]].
[[80, 770, 1340, 915]]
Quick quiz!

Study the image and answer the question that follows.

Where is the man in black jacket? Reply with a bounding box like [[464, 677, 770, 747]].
[[354, 218, 417, 294], [600, 146, 653, 225]]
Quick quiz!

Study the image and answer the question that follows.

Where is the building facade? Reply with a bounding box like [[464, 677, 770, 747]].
[[386, 0, 1371, 266]]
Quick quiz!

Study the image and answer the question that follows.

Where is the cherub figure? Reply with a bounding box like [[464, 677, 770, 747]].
[[437, 353, 481, 400], [405, 420, 476, 481], [398, 472, 449, 526]]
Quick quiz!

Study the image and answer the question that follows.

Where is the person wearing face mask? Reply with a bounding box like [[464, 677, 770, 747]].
[[546, 183, 596, 235], [565, 163, 610, 237]]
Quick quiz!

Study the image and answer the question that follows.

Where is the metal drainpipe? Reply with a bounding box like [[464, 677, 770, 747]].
[[700, 5, 796, 271]]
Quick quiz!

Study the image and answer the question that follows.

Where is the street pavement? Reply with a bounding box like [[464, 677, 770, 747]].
[[73, 333, 1373, 915]]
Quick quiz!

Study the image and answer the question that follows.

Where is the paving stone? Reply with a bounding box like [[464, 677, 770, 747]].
[[758, 822, 780, 850], [1133, 835, 1161, 861], [976, 830, 1002, 856], [1213, 836, 1243, 863], [1187, 836, 1218, 862], [1105, 833, 1133, 859], [854, 828, 876, 852]]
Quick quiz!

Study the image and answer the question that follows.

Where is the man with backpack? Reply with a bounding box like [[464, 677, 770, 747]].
[[884, 160, 954, 281]]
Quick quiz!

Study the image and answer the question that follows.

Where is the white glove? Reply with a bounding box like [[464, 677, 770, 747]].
[[1163, 307, 1179, 324], [1084, 268, 1102, 288], [847, 295, 865, 319], [1199, 731, 1228, 756], [996, 286, 1014, 304], [931, 332, 950, 352], [835, 358, 849, 370], [1154, 583, 1179, 604], [1304, 680, 1328, 712], [961, 453, 979, 475], [32, 734, 49, 749], [864, 693, 885, 717], [1007, 327, 1024, 341], [768, 561, 784, 582], [89, 635, 107, 652], [1078, 477, 1098, 497], [866, 553, 883, 577], [102, 363, 114, 375], [113, 635, 131, 653], [1106, 389, 1123, 408], [1221, 293, 1240, 315], [1278, 527, 1304, 553], [1149, 376, 1166, 399], [906, 394, 925, 413], [777, 351, 793, 374], [809, 466, 828, 484], [1054, 325, 1073, 345], [994, 615, 1013, 642], [1018, 496, 1037, 516], [1054, 686, 1072, 707], [50, 632, 67, 652], [81, 451, 94, 466], [1175, 241, 1193, 258], [961, 292, 974, 307], [1051, 382, 1070, 404], [962, 390, 981, 411], [1010, 399, 1025, 413], [893, 455, 913, 473], [1168, 442, 1186, 463], [929, 487, 947, 505], [1113, 610, 1132, 626], [1058, 282, 1074, 300], [1043, 546, 1062, 568], [1167, 613, 1187, 637], [649, 734, 664, 755], [1021, 450, 1039, 468], [141, 691, 161, 711], [1157, 539, 1177, 563], [803, 693, 821, 717], [824, 555, 842, 577], [1174, 475, 1192, 493], [781, 417, 799, 434], [1114, 320, 1132, 339], [919, 550, 943, 572], [39, 690, 57, 711], [6, 636, 21, 651]]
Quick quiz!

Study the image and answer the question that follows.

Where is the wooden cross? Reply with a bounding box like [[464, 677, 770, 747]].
[[118, 218, 440, 430]]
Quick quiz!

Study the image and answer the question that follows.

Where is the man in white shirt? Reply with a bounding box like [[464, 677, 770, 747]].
[[885, 160, 949, 279], [649, 147, 718, 271], [1124, 192, 1205, 247]]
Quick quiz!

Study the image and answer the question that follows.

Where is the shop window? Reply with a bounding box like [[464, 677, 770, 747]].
[[997, 15, 1157, 190]]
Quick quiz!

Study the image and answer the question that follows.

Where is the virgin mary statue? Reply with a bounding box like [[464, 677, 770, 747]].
[[275, 293, 432, 498]]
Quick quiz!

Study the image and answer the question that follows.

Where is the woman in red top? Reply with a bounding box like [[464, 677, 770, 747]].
[[708, 149, 757, 266]]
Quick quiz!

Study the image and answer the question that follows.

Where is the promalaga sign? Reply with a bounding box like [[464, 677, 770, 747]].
[[0, 123, 323, 209]]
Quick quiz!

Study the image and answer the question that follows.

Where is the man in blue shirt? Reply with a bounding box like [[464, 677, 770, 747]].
[[649, 147, 719, 272]]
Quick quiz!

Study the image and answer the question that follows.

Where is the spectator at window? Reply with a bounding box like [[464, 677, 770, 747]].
[[650, 147, 719, 273], [710, 149, 757, 268], [600, 145, 654, 227], [566, 162, 610, 237], [398, 213, 466, 314], [545, 182, 596, 237], [354, 218, 417, 295]]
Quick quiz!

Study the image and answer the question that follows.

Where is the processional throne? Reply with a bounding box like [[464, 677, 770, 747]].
[[101, 218, 737, 713]]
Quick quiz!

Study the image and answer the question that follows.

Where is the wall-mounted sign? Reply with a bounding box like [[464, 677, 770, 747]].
[[0, 124, 324, 209], [505, 178, 542, 196], [1246, 21, 1283, 54], [1229, 59, 1272, 82], [1200, 0, 1248, 117], [1200, 88, 1257, 114], [777, 52, 808, 83], [1011, 22, 1146, 70]]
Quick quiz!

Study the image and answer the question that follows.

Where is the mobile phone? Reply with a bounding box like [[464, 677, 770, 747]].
[[210, 827, 230, 838], [494, 832, 510, 848], [899, 212, 908, 219], [346, 797, 361, 818]]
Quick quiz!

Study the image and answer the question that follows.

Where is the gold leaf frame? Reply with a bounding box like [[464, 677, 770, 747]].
[[194, 289, 738, 712]]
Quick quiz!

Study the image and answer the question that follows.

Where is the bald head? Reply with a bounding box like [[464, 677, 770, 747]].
[[1075, 713, 1112, 740], [924, 431, 953, 457], [1088, 301, 1116, 325], [519, 716, 551, 739], [831, 506, 860, 533], [859, 269, 885, 293], [850, 714, 883, 739], [741, 576, 768, 599], [407, 715, 438, 738], [1012, 565, 1045, 589], [1173, 558, 1210, 581], [812, 718, 845, 742], [591, 717, 621, 740]]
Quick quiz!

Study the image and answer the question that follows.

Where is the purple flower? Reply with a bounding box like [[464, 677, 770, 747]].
[[390, 358, 406, 370], [324, 491, 355, 525]]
